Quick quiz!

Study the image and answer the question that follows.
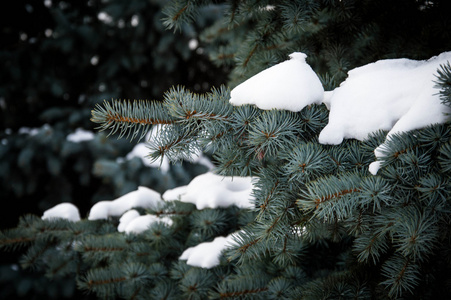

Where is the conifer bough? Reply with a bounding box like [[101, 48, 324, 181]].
[[3, 1, 451, 299], [88, 51, 451, 298]]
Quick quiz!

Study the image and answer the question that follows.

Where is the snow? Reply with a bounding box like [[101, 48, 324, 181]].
[[229, 52, 324, 112], [188, 38, 198, 50], [125, 125, 215, 173], [118, 211, 173, 234], [42, 203, 80, 222], [66, 128, 95, 143], [229, 50, 451, 174], [125, 125, 170, 172], [88, 186, 163, 220], [19, 124, 51, 136], [38, 51, 451, 270], [126, 142, 171, 173], [188, 153, 216, 170], [318, 51, 451, 174], [179, 233, 237, 269], [162, 172, 255, 210], [18, 127, 40, 136], [162, 185, 188, 201], [40, 173, 248, 267], [117, 209, 140, 232]]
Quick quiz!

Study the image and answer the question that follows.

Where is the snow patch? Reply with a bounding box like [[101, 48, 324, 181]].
[[318, 51, 451, 174], [125, 125, 170, 173], [42, 203, 81, 222], [179, 233, 238, 268], [88, 186, 163, 220], [117, 210, 140, 232], [125, 125, 214, 173], [162, 185, 188, 201], [163, 172, 255, 210], [66, 128, 95, 143], [118, 212, 173, 234], [229, 52, 324, 112], [126, 142, 170, 173], [19, 124, 51, 136]]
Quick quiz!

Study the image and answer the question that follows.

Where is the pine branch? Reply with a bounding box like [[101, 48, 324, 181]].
[[439, 141, 451, 173], [162, 0, 198, 32], [247, 110, 304, 157], [146, 123, 200, 163], [354, 230, 389, 265], [380, 254, 420, 298], [219, 287, 268, 298], [282, 142, 332, 183], [80, 267, 127, 297], [226, 228, 262, 264], [0, 231, 36, 250], [214, 262, 272, 299], [20, 242, 53, 269], [298, 172, 362, 220], [91, 99, 175, 141], [163, 85, 232, 123], [179, 268, 217, 299], [416, 172, 450, 209], [256, 178, 279, 217], [374, 124, 451, 172], [434, 62, 451, 109], [75, 234, 128, 264], [391, 206, 439, 262]]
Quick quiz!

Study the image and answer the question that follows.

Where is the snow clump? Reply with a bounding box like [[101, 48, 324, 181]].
[[229, 52, 324, 112], [88, 186, 163, 220], [42, 203, 81, 222], [163, 172, 255, 210], [318, 51, 451, 174]]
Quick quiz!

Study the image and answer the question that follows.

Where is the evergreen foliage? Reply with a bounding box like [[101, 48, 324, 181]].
[[1, 200, 256, 299], [2, 0, 451, 299], [0, 0, 224, 298], [1, 0, 225, 226]]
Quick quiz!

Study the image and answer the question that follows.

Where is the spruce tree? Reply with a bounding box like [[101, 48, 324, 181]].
[[0, 0, 222, 298], [2, 1, 451, 299]]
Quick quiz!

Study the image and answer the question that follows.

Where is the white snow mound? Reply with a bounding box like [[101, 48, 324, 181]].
[[66, 128, 95, 143], [117, 210, 141, 232], [42, 203, 81, 222], [163, 172, 255, 210], [118, 211, 173, 234], [318, 51, 451, 174], [88, 186, 163, 220], [180, 233, 237, 269], [229, 52, 324, 111]]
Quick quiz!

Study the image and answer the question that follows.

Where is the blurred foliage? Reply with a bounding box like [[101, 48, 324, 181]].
[[0, 0, 227, 229], [0, 0, 228, 131], [0, 0, 227, 298]]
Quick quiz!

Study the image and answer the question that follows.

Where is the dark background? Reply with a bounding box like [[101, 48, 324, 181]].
[[0, 1, 227, 298]]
